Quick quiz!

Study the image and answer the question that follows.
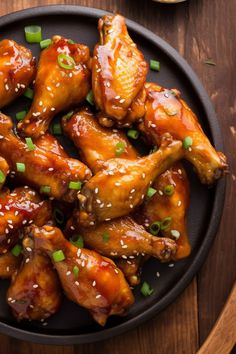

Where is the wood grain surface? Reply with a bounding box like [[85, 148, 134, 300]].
[[0, 1, 235, 353]]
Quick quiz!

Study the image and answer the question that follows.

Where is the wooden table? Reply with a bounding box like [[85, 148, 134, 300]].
[[0, 1, 235, 353]]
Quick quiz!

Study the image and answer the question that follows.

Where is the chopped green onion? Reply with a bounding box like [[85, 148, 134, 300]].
[[68, 181, 82, 190], [127, 129, 139, 140], [149, 221, 161, 236], [140, 281, 154, 297], [115, 142, 125, 156], [62, 110, 74, 120], [0, 170, 6, 184], [16, 162, 25, 173], [150, 59, 160, 72], [52, 123, 62, 135], [16, 110, 27, 121], [73, 265, 79, 277], [52, 250, 65, 262], [53, 208, 64, 225], [40, 185, 51, 194], [40, 38, 52, 49], [70, 235, 84, 248], [24, 25, 42, 43], [147, 187, 157, 198], [86, 90, 94, 106], [25, 137, 35, 151], [161, 217, 172, 231], [183, 136, 193, 150], [11, 244, 22, 257], [164, 184, 175, 196], [23, 88, 34, 99], [57, 53, 75, 70], [102, 232, 110, 242], [68, 39, 75, 44], [204, 59, 216, 66]]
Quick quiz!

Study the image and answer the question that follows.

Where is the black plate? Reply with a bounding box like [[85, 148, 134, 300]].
[[0, 5, 226, 345]]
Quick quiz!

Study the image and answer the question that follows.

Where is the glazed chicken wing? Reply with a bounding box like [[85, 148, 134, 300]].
[[79, 134, 183, 224], [62, 107, 138, 173], [0, 157, 9, 190], [34, 132, 69, 157], [136, 163, 191, 260], [7, 238, 61, 321], [0, 252, 22, 279], [18, 36, 91, 138], [27, 225, 134, 326], [0, 39, 36, 109], [0, 186, 51, 254], [0, 113, 91, 202], [93, 14, 148, 126], [115, 256, 147, 287], [140, 83, 227, 184]]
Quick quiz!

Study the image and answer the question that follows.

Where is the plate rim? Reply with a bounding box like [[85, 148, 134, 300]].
[[0, 4, 226, 345]]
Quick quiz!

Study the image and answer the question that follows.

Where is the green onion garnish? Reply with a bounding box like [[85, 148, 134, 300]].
[[23, 88, 34, 99], [68, 39, 75, 44], [68, 181, 82, 190], [52, 250, 65, 262], [86, 90, 94, 106], [149, 221, 161, 236], [16, 110, 27, 121], [102, 232, 110, 242], [115, 142, 125, 156], [24, 25, 42, 43], [40, 38, 52, 49], [183, 136, 193, 150], [57, 53, 75, 70], [147, 187, 157, 198], [62, 110, 74, 120], [16, 162, 25, 173], [40, 185, 51, 194], [11, 244, 22, 257], [70, 235, 84, 248], [25, 137, 35, 151], [140, 281, 154, 297], [52, 123, 62, 135], [150, 59, 160, 72], [53, 208, 64, 225], [0, 170, 6, 184], [163, 184, 174, 196], [127, 129, 139, 140], [160, 217, 172, 231], [73, 265, 79, 277]]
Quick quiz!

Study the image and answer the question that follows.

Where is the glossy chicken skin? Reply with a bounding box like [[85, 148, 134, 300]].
[[80, 134, 183, 224], [34, 132, 69, 157], [115, 256, 146, 287], [28, 225, 134, 325], [18, 36, 91, 138], [0, 186, 51, 254], [141, 83, 227, 184], [0, 39, 36, 109], [93, 14, 148, 126], [7, 240, 61, 321], [0, 252, 22, 279], [62, 107, 138, 173], [137, 163, 191, 259], [0, 157, 9, 190], [0, 113, 92, 202]]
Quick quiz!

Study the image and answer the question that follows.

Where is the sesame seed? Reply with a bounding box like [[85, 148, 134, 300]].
[[122, 245, 128, 249], [75, 281, 80, 286], [114, 269, 119, 274], [151, 123, 156, 128], [5, 84, 9, 91], [6, 266, 10, 272], [81, 260, 85, 267], [96, 68, 101, 73], [159, 190, 164, 196], [51, 107, 56, 111], [178, 169, 182, 174], [92, 280, 96, 287], [115, 182, 121, 186], [142, 173, 146, 179], [48, 167, 54, 171], [130, 188, 135, 193], [96, 199, 101, 204], [47, 86, 52, 91], [168, 263, 174, 268], [96, 294, 101, 298], [94, 187, 99, 194], [26, 247, 32, 252], [77, 248, 81, 257], [25, 258, 30, 263], [106, 81, 111, 87], [105, 218, 111, 221], [33, 284, 39, 288], [130, 204, 134, 209], [156, 271, 160, 277], [170, 230, 180, 239], [7, 297, 12, 301], [177, 200, 182, 207], [115, 95, 121, 99], [120, 98, 125, 103], [122, 255, 127, 259]]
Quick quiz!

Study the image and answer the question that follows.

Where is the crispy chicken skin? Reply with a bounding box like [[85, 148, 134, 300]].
[[79, 134, 183, 224], [0, 113, 92, 202], [18, 36, 91, 138], [0, 157, 9, 190], [140, 83, 227, 184], [7, 240, 61, 321], [93, 14, 148, 126], [136, 163, 191, 259], [27, 225, 134, 326], [0, 39, 36, 109], [0, 186, 51, 254], [0, 252, 22, 279], [62, 107, 138, 173]]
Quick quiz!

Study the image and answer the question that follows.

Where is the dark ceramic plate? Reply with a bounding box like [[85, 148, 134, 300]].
[[0, 5, 225, 345]]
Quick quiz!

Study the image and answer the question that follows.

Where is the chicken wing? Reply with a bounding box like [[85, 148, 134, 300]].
[[0, 252, 22, 279], [62, 107, 138, 173], [79, 134, 183, 224], [0, 113, 91, 202], [27, 225, 134, 326], [0, 39, 36, 109], [0, 157, 9, 190], [115, 256, 147, 287], [7, 238, 61, 321], [92, 14, 148, 126], [0, 186, 51, 254], [136, 163, 191, 259], [34, 132, 69, 157], [18, 36, 91, 138], [140, 83, 227, 184]]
